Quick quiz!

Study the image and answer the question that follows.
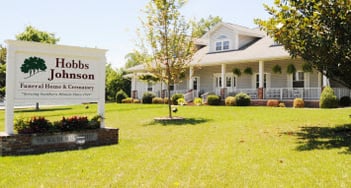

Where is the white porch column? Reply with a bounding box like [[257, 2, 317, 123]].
[[322, 71, 330, 87], [221, 64, 226, 89], [131, 73, 136, 91], [220, 64, 226, 99], [189, 66, 194, 90], [259, 60, 264, 88]]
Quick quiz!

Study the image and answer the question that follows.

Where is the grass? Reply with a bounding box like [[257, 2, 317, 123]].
[[0, 104, 351, 187]]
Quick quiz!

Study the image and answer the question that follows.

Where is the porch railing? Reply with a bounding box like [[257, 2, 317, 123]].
[[264, 87, 351, 100], [184, 90, 195, 102], [138, 87, 351, 102], [333, 88, 351, 99], [265, 88, 322, 100], [225, 88, 258, 99], [163, 90, 188, 98]]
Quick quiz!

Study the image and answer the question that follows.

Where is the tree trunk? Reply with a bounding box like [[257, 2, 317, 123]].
[[167, 78, 172, 119]]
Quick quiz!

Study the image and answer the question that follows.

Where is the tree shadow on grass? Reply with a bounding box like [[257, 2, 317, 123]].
[[144, 118, 211, 126], [285, 124, 351, 154], [15, 107, 73, 113]]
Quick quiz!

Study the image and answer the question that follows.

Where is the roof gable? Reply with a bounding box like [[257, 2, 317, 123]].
[[195, 22, 264, 45]]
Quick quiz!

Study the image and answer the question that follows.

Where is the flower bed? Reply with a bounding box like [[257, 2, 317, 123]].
[[15, 115, 102, 134], [1, 115, 119, 156]]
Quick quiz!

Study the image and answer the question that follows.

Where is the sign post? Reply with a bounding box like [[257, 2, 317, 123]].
[[4, 40, 107, 134]]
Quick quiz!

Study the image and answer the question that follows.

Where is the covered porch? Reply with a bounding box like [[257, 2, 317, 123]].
[[129, 59, 351, 103], [185, 59, 351, 102]]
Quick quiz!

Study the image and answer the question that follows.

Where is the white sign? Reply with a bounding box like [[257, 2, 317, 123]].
[[5, 40, 107, 134]]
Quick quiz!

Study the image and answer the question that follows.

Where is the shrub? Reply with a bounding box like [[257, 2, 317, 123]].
[[122, 98, 133, 103], [152, 97, 164, 104], [116, 90, 128, 103], [319, 86, 338, 108], [15, 115, 101, 134], [193, 97, 203, 105], [177, 98, 187, 105], [171, 93, 184, 105], [339, 96, 351, 107], [87, 115, 103, 129], [225, 96, 236, 106], [207, 95, 221, 105], [267, 99, 279, 107], [133, 99, 141, 103], [15, 116, 53, 134], [293, 98, 304, 108], [164, 98, 169, 104], [235, 92, 251, 106], [142, 92, 156, 104], [58, 116, 89, 131]]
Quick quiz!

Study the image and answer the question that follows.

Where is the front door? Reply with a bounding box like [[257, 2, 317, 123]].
[[193, 77, 199, 91]]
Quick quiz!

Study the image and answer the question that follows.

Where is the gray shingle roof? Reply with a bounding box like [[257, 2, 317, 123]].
[[191, 35, 290, 66]]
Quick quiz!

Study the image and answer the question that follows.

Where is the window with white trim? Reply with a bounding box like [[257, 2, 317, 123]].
[[215, 77, 222, 87], [226, 76, 231, 87], [214, 74, 236, 88], [147, 82, 153, 91], [215, 35, 230, 52], [216, 42, 222, 51], [293, 71, 304, 88], [223, 41, 230, 50], [256, 74, 267, 88]]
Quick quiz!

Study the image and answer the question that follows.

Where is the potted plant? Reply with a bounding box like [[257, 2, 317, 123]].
[[243, 67, 253, 75], [302, 62, 313, 73], [286, 63, 296, 74], [272, 64, 282, 74], [232, 67, 241, 77]]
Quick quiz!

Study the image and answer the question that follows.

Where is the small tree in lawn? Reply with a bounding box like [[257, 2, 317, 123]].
[[139, 0, 196, 118]]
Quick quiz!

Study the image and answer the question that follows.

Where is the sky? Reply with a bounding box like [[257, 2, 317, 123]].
[[0, 0, 273, 68]]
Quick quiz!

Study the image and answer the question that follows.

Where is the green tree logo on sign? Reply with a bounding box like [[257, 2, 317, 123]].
[[21, 57, 47, 79]]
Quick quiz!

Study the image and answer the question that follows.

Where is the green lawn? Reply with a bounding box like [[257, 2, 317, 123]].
[[0, 104, 350, 187]]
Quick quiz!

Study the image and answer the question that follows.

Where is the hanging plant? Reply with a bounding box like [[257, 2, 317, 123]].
[[286, 63, 296, 74], [302, 62, 313, 73], [272, 64, 282, 74], [232, 67, 241, 77], [243, 67, 253, 75]]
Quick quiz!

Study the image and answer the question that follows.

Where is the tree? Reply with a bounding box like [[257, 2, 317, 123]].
[[191, 15, 222, 38], [105, 64, 131, 101], [16, 25, 59, 44], [139, 0, 196, 118], [16, 25, 60, 110], [255, 0, 351, 88], [124, 50, 151, 69], [0, 45, 6, 98], [21, 57, 47, 78]]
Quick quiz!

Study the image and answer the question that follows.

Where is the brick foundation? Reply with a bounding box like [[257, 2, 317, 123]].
[[0, 128, 118, 156]]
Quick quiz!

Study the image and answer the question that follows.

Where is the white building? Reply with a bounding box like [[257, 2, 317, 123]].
[[127, 22, 350, 103]]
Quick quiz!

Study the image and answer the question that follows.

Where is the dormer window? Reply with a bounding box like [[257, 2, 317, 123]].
[[216, 42, 222, 51], [215, 35, 230, 52], [223, 41, 229, 50]]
